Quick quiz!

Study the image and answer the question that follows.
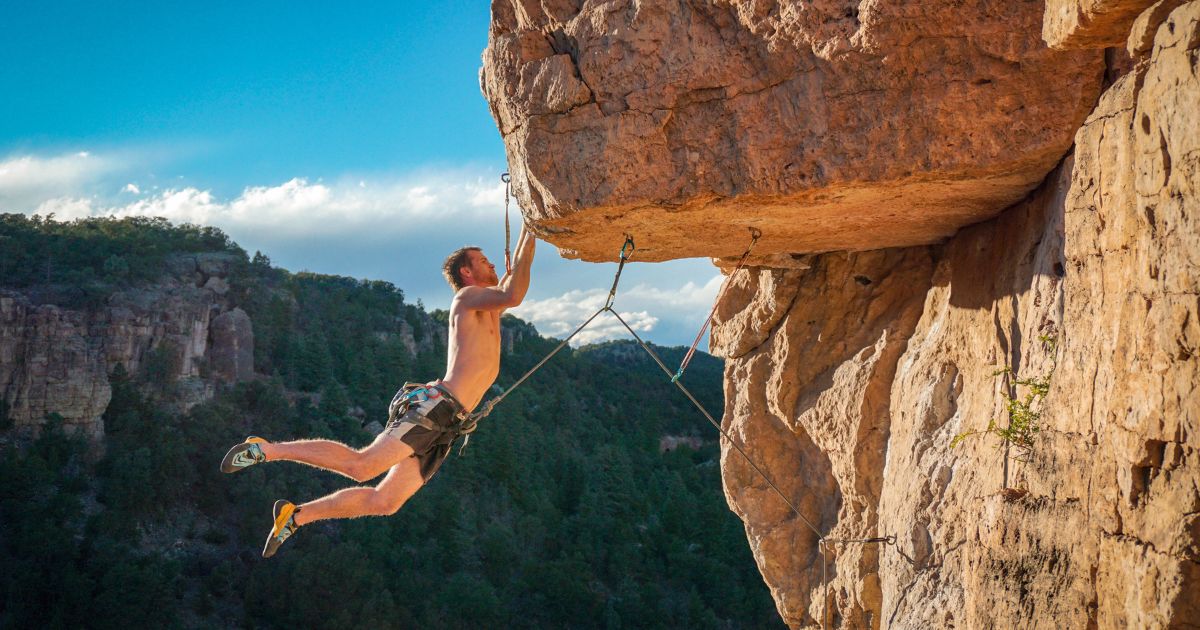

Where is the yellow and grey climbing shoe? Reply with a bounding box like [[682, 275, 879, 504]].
[[262, 500, 299, 558], [220, 436, 268, 473]]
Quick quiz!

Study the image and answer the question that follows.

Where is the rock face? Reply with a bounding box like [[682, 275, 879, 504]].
[[710, 4, 1199, 627], [0, 255, 254, 440], [209, 308, 254, 385], [482, 0, 1103, 263], [485, 0, 1198, 627], [1044, 0, 1161, 48], [713, 249, 933, 626]]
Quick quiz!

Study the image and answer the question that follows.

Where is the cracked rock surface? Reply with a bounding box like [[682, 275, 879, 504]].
[[712, 3, 1199, 627], [482, 0, 1102, 262], [1043, 0, 1164, 49], [0, 254, 253, 440]]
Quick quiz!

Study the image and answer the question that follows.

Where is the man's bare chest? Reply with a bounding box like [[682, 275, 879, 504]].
[[455, 312, 501, 348]]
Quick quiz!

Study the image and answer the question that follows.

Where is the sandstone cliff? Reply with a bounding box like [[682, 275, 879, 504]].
[[484, 0, 1199, 627], [0, 253, 255, 440]]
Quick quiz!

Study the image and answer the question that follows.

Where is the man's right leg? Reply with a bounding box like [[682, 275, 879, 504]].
[[259, 431, 413, 482]]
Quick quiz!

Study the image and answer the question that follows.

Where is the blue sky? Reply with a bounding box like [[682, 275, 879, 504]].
[[0, 2, 723, 347]]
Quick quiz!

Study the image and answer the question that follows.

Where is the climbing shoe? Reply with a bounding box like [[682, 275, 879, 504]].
[[262, 500, 300, 558], [220, 436, 268, 473]]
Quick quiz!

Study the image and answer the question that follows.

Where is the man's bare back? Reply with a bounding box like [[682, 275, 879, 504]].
[[221, 226, 536, 557]]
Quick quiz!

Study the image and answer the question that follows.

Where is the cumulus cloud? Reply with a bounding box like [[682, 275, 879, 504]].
[[621, 275, 724, 312], [17, 172, 509, 239], [122, 183, 140, 194], [510, 274, 724, 346], [509, 288, 659, 345], [0, 152, 118, 208]]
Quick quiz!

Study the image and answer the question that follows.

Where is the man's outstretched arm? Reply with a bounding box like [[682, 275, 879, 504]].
[[498, 224, 535, 298], [456, 226, 535, 311]]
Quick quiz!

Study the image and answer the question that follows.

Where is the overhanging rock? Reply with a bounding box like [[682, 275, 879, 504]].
[[482, 0, 1103, 262]]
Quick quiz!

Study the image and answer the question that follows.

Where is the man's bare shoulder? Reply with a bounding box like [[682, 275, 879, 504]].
[[452, 285, 512, 312], [451, 286, 486, 307]]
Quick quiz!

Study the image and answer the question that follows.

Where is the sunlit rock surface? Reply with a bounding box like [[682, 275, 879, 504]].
[[485, 0, 1199, 627], [482, 0, 1102, 262]]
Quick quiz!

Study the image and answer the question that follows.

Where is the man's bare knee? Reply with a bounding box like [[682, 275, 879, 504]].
[[367, 489, 409, 515], [349, 447, 404, 482], [347, 460, 386, 483], [347, 437, 411, 482]]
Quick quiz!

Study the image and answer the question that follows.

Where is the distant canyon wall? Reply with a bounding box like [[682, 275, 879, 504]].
[[484, 0, 1199, 627], [0, 254, 254, 440]]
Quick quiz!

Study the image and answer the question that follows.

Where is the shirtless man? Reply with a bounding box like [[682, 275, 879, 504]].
[[220, 227, 536, 557]]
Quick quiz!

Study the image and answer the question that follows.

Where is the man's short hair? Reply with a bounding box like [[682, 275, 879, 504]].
[[442, 246, 481, 291]]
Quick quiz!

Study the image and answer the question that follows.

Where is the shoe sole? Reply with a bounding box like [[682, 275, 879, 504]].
[[262, 500, 296, 558], [220, 436, 267, 473]]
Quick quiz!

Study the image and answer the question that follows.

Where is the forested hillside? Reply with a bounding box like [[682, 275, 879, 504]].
[[0, 215, 782, 628]]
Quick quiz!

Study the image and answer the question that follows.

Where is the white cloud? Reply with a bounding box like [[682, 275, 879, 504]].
[[509, 271, 727, 346], [469, 181, 506, 208], [510, 287, 659, 345], [621, 275, 725, 312], [0, 152, 119, 208], [15, 170, 511, 239], [403, 185, 436, 212], [33, 196, 98, 221], [123, 183, 140, 194]]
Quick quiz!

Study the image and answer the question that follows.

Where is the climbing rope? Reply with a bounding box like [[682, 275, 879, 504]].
[[466, 230, 893, 629], [501, 172, 513, 274], [466, 235, 635, 427], [672, 227, 761, 383]]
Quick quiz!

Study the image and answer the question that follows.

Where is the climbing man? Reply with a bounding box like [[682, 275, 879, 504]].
[[220, 226, 536, 557]]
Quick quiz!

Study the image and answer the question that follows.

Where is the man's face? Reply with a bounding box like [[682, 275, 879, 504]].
[[462, 249, 499, 287]]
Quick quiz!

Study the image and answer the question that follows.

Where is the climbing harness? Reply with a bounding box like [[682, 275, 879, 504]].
[[672, 227, 761, 383], [468, 225, 894, 629], [501, 172, 513, 274], [388, 382, 478, 453]]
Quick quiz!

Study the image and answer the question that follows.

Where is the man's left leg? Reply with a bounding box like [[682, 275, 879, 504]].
[[263, 456, 425, 557], [293, 455, 425, 526]]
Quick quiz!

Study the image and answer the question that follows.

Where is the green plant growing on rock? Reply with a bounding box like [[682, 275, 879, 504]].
[[951, 333, 1057, 456]]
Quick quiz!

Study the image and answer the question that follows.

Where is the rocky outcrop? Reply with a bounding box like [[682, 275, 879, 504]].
[[1127, 0, 1190, 55], [0, 294, 113, 439], [209, 308, 254, 385], [502, 316, 537, 354], [482, 0, 1103, 263], [710, 4, 1199, 627], [714, 248, 934, 626], [485, 0, 1198, 627], [0, 255, 254, 439], [1044, 0, 1163, 48]]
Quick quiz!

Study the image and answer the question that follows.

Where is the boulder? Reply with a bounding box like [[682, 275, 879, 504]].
[[1044, 0, 1160, 48]]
